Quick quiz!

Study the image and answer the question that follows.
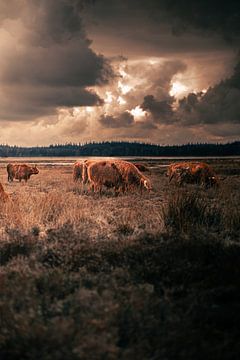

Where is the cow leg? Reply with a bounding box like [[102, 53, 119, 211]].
[[169, 174, 174, 182], [114, 187, 119, 197], [80, 181, 84, 194], [88, 182, 94, 193]]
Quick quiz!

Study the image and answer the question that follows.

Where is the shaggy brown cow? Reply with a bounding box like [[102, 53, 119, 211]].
[[87, 161, 124, 195], [113, 160, 152, 193], [83, 159, 152, 194], [7, 163, 39, 182], [167, 162, 219, 187], [167, 162, 192, 183], [0, 183, 9, 202], [73, 161, 85, 182]]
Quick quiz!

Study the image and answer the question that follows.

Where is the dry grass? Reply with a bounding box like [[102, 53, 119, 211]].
[[0, 158, 240, 360], [0, 165, 164, 241], [0, 159, 239, 243]]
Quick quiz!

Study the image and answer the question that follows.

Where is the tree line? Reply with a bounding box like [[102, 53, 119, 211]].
[[0, 141, 239, 157]]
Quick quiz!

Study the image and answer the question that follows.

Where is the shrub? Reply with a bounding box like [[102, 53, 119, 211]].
[[163, 189, 221, 234]]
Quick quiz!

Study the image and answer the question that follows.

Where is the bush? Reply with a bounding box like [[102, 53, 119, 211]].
[[163, 189, 221, 234]]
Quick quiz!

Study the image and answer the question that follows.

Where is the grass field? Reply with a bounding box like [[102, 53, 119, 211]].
[[0, 158, 240, 359]]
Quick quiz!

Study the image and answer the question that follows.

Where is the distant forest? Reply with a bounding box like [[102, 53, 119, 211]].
[[0, 141, 239, 157]]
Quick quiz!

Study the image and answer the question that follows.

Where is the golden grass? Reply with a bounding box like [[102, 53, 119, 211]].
[[0, 159, 239, 241], [0, 159, 240, 360], [0, 164, 164, 241]]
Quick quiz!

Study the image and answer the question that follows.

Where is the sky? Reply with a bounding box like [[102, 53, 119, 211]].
[[0, 0, 239, 146]]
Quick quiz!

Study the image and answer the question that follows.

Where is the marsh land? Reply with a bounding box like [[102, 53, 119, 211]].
[[0, 157, 240, 359]]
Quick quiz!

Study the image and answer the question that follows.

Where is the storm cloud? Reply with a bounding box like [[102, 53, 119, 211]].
[[99, 111, 134, 128], [0, 0, 239, 145], [177, 61, 240, 125], [0, 0, 113, 121], [141, 95, 174, 124]]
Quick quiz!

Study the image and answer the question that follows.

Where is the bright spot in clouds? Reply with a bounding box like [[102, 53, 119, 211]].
[[119, 68, 128, 78], [105, 91, 114, 104], [169, 81, 188, 97], [86, 107, 94, 113], [118, 81, 133, 95], [117, 96, 127, 105], [129, 105, 146, 118]]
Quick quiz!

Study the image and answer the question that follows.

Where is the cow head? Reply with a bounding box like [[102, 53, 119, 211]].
[[31, 165, 39, 174], [141, 178, 152, 192], [207, 175, 220, 187]]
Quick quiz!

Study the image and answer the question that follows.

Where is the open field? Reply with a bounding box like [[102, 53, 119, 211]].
[[0, 158, 240, 359]]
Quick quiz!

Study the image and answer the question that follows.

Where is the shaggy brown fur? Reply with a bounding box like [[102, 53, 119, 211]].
[[167, 162, 219, 187], [81, 159, 152, 194], [87, 161, 124, 194], [73, 162, 85, 182], [113, 160, 152, 193], [0, 183, 9, 202], [7, 163, 39, 182]]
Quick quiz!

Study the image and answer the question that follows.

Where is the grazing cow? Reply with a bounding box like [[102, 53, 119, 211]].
[[167, 162, 219, 187], [87, 160, 124, 195], [82, 159, 152, 194], [73, 161, 85, 182], [113, 160, 152, 193], [7, 163, 39, 182], [0, 183, 9, 202]]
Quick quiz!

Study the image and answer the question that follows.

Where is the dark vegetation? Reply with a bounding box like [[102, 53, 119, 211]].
[[0, 140, 239, 157], [0, 159, 240, 359]]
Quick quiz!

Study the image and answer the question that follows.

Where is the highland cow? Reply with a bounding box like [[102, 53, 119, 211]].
[[7, 163, 39, 182], [167, 162, 219, 187]]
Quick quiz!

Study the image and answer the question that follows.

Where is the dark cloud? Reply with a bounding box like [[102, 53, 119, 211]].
[[151, 0, 240, 41], [177, 61, 240, 125], [142, 60, 187, 99], [1, 43, 111, 87], [141, 95, 174, 124], [88, 0, 240, 41], [0, 0, 239, 144], [99, 111, 134, 128], [84, 0, 238, 61], [0, 0, 87, 45], [0, 85, 103, 121], [0, 0, 113, 121], [138, 60, 240, 131]]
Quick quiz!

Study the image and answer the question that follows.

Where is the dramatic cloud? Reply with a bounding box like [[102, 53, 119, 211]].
[[0, 0, 113, 121], [177, 61, 240, 125], [0, 0, 239, 145], [99, 111, 134, 128], [0, 0, 87, 45], [84, 0, 238, 60], [141, 95, 174, 124], [151, 0, 240, 41]]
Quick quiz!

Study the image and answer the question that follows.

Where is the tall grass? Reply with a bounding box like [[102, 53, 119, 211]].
[[163, 187, 240, 237], [0, 185, 163, 242], [0, 163, 240, 359]]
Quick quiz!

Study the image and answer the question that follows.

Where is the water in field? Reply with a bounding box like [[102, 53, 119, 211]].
[[0, 156, 240, 167]]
